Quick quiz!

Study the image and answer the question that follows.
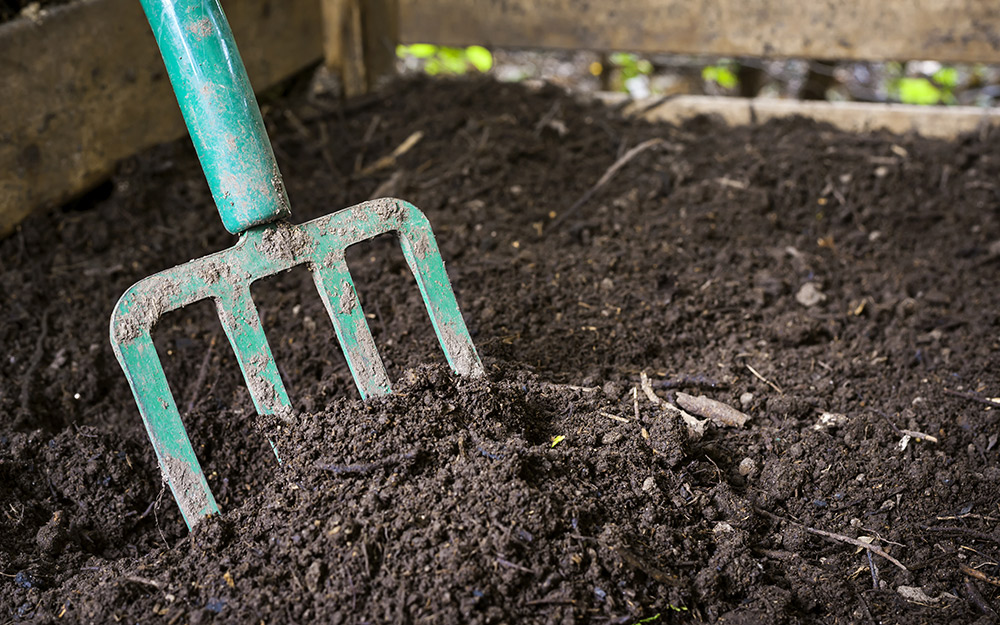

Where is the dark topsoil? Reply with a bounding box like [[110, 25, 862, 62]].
[[2, 77, 1000, 624]]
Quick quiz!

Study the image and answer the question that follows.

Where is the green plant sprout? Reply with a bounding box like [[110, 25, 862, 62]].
[[550, 435, 566, 448], [633, 614, 661, 624], [396, 44, 493, 75], [702, 62, 739, 90], [891, 63, 958, 105], [609, 52, 653, 82]]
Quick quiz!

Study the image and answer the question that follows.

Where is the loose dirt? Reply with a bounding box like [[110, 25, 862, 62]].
[[2, 77, 1000, 624]]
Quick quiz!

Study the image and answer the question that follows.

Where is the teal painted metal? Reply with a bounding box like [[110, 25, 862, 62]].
[[138, 0, 290, 234], [113, 0, 484, 531], [111, 199, 485, 529]]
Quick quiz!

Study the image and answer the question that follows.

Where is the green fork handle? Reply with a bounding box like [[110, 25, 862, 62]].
[[139, 0, 290, 234]]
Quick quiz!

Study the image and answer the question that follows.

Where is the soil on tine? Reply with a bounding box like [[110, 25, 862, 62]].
[[2, 76, 1000, 624]]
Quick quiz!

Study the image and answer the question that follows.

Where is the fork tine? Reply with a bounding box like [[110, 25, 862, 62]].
[[395, 206, 484, 378], [311, 252, 392, 400], [114, 329, 219, 527], [216, 283, 292, 416], [113, 199, 482, 531], [215, 284, 292, 417], [216, 286, 289, 463]]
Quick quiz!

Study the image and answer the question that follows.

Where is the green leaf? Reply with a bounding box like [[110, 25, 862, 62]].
[[550, 435, 566, 448], [436, 47, 467, 74], [897, 77, 941, 105], [932, 66, 958, 89], [465, 45, 493, 72], [634, 614, 661, 624], [702, 65, 738, 89], [424, 58, 443, 76], [609, 52, 636, 67], [404, 43, 439, 59]]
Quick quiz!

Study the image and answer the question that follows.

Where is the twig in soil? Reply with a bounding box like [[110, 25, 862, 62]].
[[943, 388, 1000, 409], [899, 429, 938, 443], [532, 101, 562, 137], [923, 526, 1000, 545], [361, 114, 381, 145], [123, 576, 164, 589], [185, 337, 215, 414], [674, 392, 750, 428], [19, 310, 49, 421], [937, 513, 1000, 523], [290, 568, 307, 592], [135, 498, 157, 523], [496, 556, 533, 574], [359, 131, 423, 176], [755, 507, 908, 571], [346, 568, 357, 615], [317, 122, 342, 180], [282, 109, 311, 139], [877, 410, 904, 436], [877, 411, 940, 444], [856, 593, 877, 624], [652, 375, 729, 391], [640, 372, 705, 438], [867, 550, 880, 589], [745, 363, 784, 395], [548, 138, 664, 231], [153, 481, 169, 549], [959, 545, 997, 562], [907, 550, 958, 572], [961, 563, 1000, 587], [525, 597, 576, 606], [752, 548, 800, 562], [598, 410, 632, 423], [539, 382, 600, 393], [963, 578, 1000, 619], [318, 450, 418, 476]]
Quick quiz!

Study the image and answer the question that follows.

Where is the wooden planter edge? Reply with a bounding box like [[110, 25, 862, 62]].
[[0, 0, 324, 238]]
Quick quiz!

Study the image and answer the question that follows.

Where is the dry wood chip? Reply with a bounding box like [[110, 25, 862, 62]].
[[639, 372, 706, 438], [675, 392, 750, 428], [897, 585, 939, 604]]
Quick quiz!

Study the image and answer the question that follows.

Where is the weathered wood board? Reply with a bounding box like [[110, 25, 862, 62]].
[[0, 0, 324, 238], [611, 95, 1000, 139], [400, 0, 1000, 64], [322, 0, 399, 96]]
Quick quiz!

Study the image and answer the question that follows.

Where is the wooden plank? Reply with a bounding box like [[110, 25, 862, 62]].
[[323, 0, 368, 96], [321, 0, 398, 96], [400, 0, 1000, 64], [605, 94, 1000, 139], [362, 0, 400, 90], [0, 0, 324, 238]]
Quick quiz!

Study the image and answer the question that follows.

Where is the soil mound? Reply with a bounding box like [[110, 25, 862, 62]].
[[2, 77, 1000, 623]]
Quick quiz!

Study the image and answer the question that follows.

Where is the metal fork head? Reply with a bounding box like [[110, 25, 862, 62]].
[[110, 198, 483, 529]]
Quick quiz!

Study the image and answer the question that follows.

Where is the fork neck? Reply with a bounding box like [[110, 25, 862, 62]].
[[139, 0, 291, 234]]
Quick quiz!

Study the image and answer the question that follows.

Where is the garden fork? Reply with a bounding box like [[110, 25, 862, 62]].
[[110, 0, 483, 529]]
